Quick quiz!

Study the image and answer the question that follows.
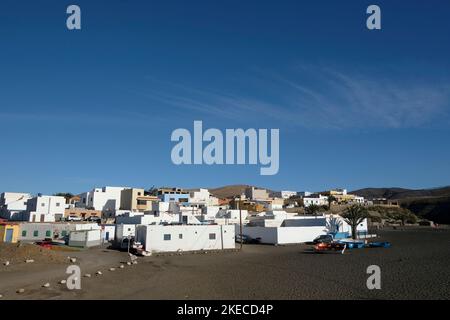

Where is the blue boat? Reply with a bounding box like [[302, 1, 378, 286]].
[[337, 240, 365, 249], [367, 241, 391, 248]]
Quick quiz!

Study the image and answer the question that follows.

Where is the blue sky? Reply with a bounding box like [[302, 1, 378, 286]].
[[1, 0, 450, 195]]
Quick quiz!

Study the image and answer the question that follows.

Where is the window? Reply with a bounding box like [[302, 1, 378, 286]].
[[22, 230, 27, 237], [209, 233, 216, 240], [137, 192, 142, 196], [56, 203, 60, 207], [41, 203, 45, 207], [45, 230, 51, 237], [62, 230, 67, 236], [179, 234, 183, 239], [163, 234, 171, 241], [33, 230, 39, 237]]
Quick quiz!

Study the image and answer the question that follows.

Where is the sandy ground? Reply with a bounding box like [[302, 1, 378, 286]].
[[0, 227, 449, 300]]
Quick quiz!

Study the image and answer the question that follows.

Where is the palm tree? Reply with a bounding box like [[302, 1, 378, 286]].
[[340, 205, 369, 240], [327, 195, 336, 210], [305, 204, 321, 218]]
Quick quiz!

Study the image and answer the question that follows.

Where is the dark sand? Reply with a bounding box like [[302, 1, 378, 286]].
[[1, 227, 449, 299]]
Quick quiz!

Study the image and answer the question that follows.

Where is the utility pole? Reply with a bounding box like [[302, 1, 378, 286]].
[[238, 198, 243, 250]]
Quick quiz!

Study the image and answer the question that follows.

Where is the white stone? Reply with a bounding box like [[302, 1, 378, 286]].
[[42, 283, 50, 288]]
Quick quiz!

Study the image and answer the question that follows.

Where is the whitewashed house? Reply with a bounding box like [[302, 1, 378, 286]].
[[303, 194, 329, 207], [0, 192, 32, 220], [242, 211, 327, 244], [26, 195, 66, 222], [79, 186, 127, 215], [280, 191, 297, 199], [135, 224, 235, 254]]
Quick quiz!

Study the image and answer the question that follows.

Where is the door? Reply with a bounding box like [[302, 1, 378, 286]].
[[105, 232, 109, 241], [5, 229, 14, 243]]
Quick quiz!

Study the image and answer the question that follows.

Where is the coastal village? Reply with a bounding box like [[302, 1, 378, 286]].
[[0, 184, 437, 299], [0, 185, 417, 251]]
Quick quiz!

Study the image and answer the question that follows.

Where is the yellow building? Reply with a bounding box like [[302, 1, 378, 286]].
[[120, 188, 158, 212], [0, 222, 20, 243]]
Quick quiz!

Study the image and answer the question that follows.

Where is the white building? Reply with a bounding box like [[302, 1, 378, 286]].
[[243, 213, 327, 245], [280, 191, 297, 199], [18, 222, 100, 242], [135, 224, 235, 254], [69, 229, 102, 248], [217, 209, 249, 221], [326, 214, 368, 237], [188, 188, 210, 204], [79, 186, 127, 214], [101, 224, 116, 242], [0, 192, 32, 220], [303, 194, 329, 207], [352, 196, 365, 204], [26, 195, 66, 222]]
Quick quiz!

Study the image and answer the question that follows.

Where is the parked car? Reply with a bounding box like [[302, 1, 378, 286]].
[[67, 216, 82, 222], [313, 234, 334, 244], [235, 234, 261, 244], [87, 216, 101, 223], [35, 240, 52, 249]]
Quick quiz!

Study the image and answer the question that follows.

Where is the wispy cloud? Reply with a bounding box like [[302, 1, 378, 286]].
[[137, 66, 450, 130]]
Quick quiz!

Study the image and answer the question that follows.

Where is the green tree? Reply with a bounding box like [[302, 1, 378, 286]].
[[327, 195, 336, 210], [305, 204, 322, 218], [341, 205, 369, 240]]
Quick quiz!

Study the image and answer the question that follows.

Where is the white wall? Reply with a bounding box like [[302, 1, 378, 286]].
[[115, 224, 136, 242], [326, 215, 368, 236], [303, 195, 328, 207], [83, 186, 126, 212], [136, 224, 235, 253], [27, 196, 65, 222], [276, 226, 327, 244], [242, 226, 278, 244], [280, 191, 297, 199], [0, 192, 32, 214]]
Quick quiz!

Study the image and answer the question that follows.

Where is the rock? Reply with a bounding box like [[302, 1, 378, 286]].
[[132, 261, 138, 265], [126, 262, 132, 266], [25, 259, 34, 263], [109, 267, 115, 271], [70, 258, 77, 263], [0, 294, 3, 299], [84, 274, 91, 278], [96, 271, 102, 275], [59, 280, 67, 284], [17, 288, 25, 294], [42, 283, 50, 288], [4, 261, 10, 266], [119, 265, 124, 269]]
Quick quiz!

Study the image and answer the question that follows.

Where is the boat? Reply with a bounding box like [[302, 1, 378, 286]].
[[338, 240, 365, 249], [314, 242, 347, 254], [366, 241, 391, 248]]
